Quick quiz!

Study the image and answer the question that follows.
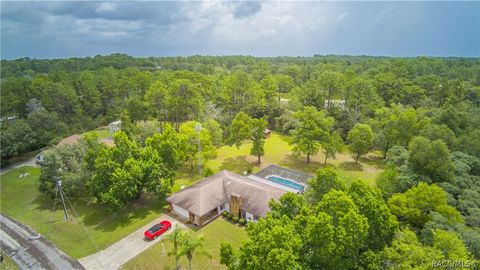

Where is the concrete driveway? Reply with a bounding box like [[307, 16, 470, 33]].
[[78, 214, 186, 270]]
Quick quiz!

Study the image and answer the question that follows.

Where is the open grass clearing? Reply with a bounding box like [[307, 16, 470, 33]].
[[0, 166, 167, 259], [179, 133, 383, 187], [122, 218, 248, 270], [81, 126, 114, 139]]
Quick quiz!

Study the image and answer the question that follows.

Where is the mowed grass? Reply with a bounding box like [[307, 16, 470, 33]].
[[0, 252, 19, 270], [82, 126, 114, 139], [122, 218, 248, 270], [0, 167, 168, 259], [201, 133, 382, 186]]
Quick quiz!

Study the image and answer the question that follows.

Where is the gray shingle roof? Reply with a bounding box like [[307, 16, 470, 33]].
[[166, 170, 287, 217]]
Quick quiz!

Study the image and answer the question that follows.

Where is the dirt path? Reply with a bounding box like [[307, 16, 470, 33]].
[[78, 214, 186, 270], [0, 214, 84, 270]]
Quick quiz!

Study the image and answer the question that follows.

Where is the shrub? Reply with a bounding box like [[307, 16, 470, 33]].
[[232, 216, 239, 223], [227, 213, 233, 220], [239, 218, 246, 226], [222, 211, 229, 217], [204, 166, 214, 177]]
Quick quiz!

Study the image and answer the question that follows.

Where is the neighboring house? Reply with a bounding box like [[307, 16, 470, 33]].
[[108, 120, 121, 132], [167, 165, 311, 227]]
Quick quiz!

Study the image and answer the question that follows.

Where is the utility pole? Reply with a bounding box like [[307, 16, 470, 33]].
[[55, 177, 68, 220]]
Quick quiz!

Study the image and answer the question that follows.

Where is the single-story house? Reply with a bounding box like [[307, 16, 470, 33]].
[[167, 166, 311, 227], [108, 120, 121, 132]]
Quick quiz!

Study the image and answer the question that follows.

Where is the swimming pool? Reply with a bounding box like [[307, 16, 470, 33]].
[[266, 175, 305, 191]]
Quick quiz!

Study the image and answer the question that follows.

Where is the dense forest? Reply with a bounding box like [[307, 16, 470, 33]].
[[1, 54, 480, 268]]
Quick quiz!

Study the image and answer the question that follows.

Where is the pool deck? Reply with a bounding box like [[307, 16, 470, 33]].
[[246, 175, 301, 193]]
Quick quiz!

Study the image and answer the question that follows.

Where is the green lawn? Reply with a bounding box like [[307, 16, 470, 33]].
[[0, 132, 382, 261], [0, 167, 168, 259], [181, 133, 383, 187], [122, 218, 248, 270], [0, 252, 19, 270], [81, 127, 114, 139]]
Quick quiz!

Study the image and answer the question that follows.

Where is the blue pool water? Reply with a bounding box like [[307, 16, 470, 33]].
[[266, 176, 305, 191]]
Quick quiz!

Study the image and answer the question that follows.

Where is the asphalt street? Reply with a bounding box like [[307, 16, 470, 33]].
[[0, 214, 84, 270]]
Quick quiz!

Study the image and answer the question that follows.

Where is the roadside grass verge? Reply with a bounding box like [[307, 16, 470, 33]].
[[0, 251, 19, 270]]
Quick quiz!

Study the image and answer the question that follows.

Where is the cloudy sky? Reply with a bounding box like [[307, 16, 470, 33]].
[[1, 1, 479, 59]]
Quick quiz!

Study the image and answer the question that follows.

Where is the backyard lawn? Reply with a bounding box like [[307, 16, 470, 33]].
[[0, 166, 168, 259], [122, 218, 248, 270], [180, 132, 383, 187]]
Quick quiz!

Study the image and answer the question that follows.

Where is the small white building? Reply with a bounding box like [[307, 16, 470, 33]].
[[108, 120, 121, 132]]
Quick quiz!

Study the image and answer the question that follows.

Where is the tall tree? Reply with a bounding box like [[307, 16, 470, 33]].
[[306, 167, 346, 204], [321, 131, 343, 164], [290, 106, 334, 163], [227, 112, 268, 163], [347, 123, 374, 163], [76, 71, 102, 117], [319, 71, 344, 110], [408, 136, 455, 182], [387, 182, 462, 229]]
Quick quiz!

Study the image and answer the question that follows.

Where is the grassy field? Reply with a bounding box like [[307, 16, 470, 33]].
[[122, 218, 248, 270], [178, 133, 383, 187], [81, 126, 114, 139], [0, 252, 19, 270], [0, 167, 168, 259]]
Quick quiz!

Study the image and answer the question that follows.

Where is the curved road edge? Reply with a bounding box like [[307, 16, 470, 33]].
[[0, 214, 84, 270]]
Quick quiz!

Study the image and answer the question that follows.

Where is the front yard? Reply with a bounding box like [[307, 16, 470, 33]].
[[122, 218, 248, 270], [0, 166, 167, 259]]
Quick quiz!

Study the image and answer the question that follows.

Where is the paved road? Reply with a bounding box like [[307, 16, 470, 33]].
[[78, 214, 186, 270], [0, 156, 38, 175], [0, 214, 84, 270]]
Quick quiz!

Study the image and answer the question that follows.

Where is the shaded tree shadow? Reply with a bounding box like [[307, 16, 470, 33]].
[[359, 154, 384, 168], [32, 191, 167, 233], [83, 194, 168, 233], [278, 154, 325, 174], [219, 156, 255, 175], [339, 161, 363, 171]]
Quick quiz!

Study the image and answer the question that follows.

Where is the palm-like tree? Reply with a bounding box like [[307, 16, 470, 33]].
[[179, 232, 211, 270], [166, 226, 185, 270]]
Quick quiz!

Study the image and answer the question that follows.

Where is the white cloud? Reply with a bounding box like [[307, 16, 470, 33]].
[[96, 2, 116, 13], [336, 12, 349, 25]]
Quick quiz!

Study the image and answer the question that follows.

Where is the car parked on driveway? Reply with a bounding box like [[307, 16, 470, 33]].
[[144, 220, 172, 240]]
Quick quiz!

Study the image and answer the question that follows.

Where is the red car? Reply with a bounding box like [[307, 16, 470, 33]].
[[144, 220, 172, 240]]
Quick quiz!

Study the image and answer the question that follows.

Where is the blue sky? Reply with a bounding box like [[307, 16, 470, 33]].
[[1, 1, 479, 59]]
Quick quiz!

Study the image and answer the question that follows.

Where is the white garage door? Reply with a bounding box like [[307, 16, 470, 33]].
[[172, 204, 189, 219]]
